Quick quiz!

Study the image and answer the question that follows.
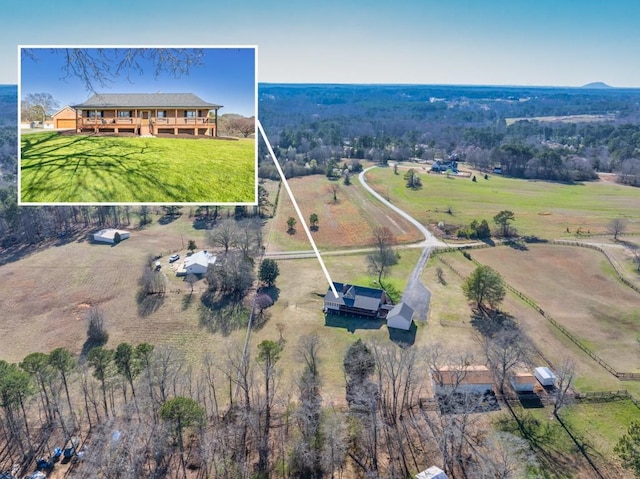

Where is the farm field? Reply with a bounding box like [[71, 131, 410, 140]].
[[0, 213, 244, 364], [469, 244, 640, 374], [265, 174, 424, 251], [20, 131, 256, 203], [435, 248, 640, 398], [365, 166, 640, 239]]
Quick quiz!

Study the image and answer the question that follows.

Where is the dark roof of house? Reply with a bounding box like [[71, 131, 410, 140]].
[[325, 282, 385, 312], [73, 93, 222, 109]]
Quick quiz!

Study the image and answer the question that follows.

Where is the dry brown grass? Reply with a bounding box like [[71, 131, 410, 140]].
[[467, 244, 640, 374], [265, 175, 423, 252], [0, 214, 243, 364]]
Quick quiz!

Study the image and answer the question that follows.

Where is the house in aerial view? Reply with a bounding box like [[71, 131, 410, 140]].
[[178, 250, 216, 276], [72, 93, 223, 136], [323, 282, 390, 318]]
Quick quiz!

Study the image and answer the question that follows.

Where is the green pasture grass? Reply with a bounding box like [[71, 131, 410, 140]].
[[366, 166, 640, 238], [20, 131, 255, 203], [560, 400, 640, 458]]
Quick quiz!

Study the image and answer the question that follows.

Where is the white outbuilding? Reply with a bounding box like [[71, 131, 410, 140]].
[[182, 250, 216, 275], [91, 228, 130, 244], [534, 367, 557, 387], [386, 302, 414, 331], [416, 466, 448, 479]]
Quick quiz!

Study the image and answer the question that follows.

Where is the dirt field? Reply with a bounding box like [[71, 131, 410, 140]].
[[265, 175, 424, 252]]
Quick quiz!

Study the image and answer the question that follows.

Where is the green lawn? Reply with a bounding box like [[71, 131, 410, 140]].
[[20, 132, 256, 203], [560, 400, 639, 458], [367, 166, 640, 238]]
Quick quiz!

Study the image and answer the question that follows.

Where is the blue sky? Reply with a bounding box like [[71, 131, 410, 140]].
[[20, 48, 256, 117], [2, 0, 640, 88]]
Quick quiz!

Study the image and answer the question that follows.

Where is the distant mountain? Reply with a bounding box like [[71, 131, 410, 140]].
[[581, 82, 613, 89]]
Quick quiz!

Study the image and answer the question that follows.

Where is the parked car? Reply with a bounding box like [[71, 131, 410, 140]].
[[169, 254, 180, 263]]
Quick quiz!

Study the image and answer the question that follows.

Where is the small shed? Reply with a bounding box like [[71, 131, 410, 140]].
[[182, 250, 216, 275], [386, 302, 414, 330], [534, 367, 557, 387], [416, 466, 448, 479], [92, 228, 130, 244], [53, 106, 77, 129], [510, 372, 536, 393]]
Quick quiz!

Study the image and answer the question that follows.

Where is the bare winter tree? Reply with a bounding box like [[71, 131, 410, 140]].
[[206, 219, 238, 254], [289, 334, 324, 478], [485, 328, 527, 395], [608, 217, 627, 240], [553, 357, 576, 416], [367, 227, 399, 286], [22, 48, 205, 93]]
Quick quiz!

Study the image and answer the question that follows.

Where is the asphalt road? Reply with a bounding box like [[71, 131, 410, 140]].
[[359, 166, 443, 321]]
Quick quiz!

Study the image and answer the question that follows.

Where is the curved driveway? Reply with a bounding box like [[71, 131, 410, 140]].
[[359, 166, 442, 321]]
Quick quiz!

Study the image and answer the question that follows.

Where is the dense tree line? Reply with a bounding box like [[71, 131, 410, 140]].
[[258, 84, 640, 185], [2, 331, 540, 479]]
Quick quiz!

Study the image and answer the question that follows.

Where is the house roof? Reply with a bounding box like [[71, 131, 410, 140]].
[[184, 250, 216, 269], [52, 105, 75, 118], [511, 373, 536, 384], [73, 93, 222, 109], [326, 282, 385, 312], [94, 228, 129, 240], [433, 365, 493, 386]]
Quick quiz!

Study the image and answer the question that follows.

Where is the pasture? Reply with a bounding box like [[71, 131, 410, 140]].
[[265, 175, 423, 251], [0, 213, 243, 364], [20, 131, 256, 203], [365, 166, 640, 239]]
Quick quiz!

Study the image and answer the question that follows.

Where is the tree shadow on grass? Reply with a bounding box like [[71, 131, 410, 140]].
[[200, 292, 250, 336], [20, 132, 183, 202], [182, 292, 195, 311], [136, 290, 165, 317], [258, 285, 280, 304], [470, 309, 518, 338]]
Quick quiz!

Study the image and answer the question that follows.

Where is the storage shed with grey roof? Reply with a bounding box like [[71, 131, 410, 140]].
[[72, 93, 223, 136]]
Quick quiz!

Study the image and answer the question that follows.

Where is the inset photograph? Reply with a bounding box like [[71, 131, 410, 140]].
[[19, 46, 257, 204]]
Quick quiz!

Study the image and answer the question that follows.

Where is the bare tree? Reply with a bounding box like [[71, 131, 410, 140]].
[[22, 48, 205, 93], [22, 92, 59, 123], [185, 273, 198, 295], [485, 328, 527, 395], [608, 217, 627, 240], [553, 358, 576, 416], [207, 220, 238, 254], [472, 431, 537, 479], [87, 306, 109, 345], [367, 227, 399, 285]]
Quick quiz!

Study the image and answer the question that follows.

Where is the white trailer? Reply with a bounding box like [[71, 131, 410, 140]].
[[534, 367, 557, 387]]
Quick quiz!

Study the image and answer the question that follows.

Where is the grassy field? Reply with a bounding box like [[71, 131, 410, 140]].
[[0, 213, 244, 364], [20, 131, 256, 203], [470, 244, 640, 374], [265, 174, 423, 251], [366, 166, 640, 239]]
